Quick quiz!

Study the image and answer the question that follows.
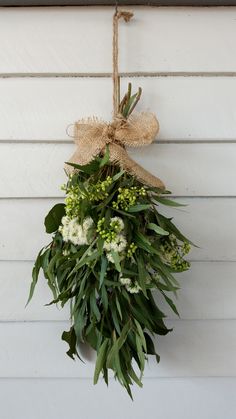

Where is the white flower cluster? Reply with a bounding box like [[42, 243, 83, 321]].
[[110, 216, 124, 232], [104, 234, 127, 253], [103, 217, 127, 263], [119, 276, 141, 294], [59, 216, 94, 246]]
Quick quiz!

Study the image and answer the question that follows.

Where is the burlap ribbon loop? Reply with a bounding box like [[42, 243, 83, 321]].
[[66, 112, 165, 189]]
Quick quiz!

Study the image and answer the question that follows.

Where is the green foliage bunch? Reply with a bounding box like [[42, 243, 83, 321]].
[[29, 86, 192, 398]]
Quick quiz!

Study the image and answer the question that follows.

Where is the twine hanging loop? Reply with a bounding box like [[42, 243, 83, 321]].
[[66, 10, 165, 190]]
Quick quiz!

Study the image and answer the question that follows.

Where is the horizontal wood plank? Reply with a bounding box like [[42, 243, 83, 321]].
[[0, 143, 235, 197], [1, 198, 235, 261], [0, 77, 236, 141], [0, 7, 235, 73], [1, 261, 235, 321], [0, 320, 236, 377], [0, 377, 235, 419]]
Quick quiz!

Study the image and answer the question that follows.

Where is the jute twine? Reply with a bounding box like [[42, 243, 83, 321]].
[[66, 10, 165, 190]]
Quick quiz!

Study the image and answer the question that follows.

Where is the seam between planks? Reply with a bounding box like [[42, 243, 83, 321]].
[[1, 139, 236, 144], [0, 377, 235, 381], [0, 72, 236, 78], [0, 196, 235, 200], [0, 322, 236, 325], [1, 259, 235, 263]]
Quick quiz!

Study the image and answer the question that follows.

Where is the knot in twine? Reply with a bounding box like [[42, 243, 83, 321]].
[[65, 10, 165, 191]]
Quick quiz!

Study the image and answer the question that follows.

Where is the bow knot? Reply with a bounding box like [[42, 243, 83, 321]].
[[106, 123, 116, 142]]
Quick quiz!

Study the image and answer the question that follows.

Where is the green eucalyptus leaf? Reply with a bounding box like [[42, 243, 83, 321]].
[[160, 290, 179, 317], [90, 290, 101, 322], [110, 250, 121, 272], [128, 365, 143, 388], [110, 207, 136, 219], [65, 160, 100, 175], [45, 251, 62, 299], [128, 204, 151, 213], [147, 222, 169, 236], [115, 295, 123, 320], [134, 319, 147, 352], [97, 236, 105, 256], [111, 304, 121, 334], [99, 145, 110, 167], [85, 325, 98, 350], [99, 255, 108, 288], [61, 326, 82, 361], [101, 285, 108, 312], [26, 247, 44, 305], [44, 204, 65, 234], [74, 299, 88, 342], [144, 332, 160, 363], [135, 334, 145, 373], [106, 321, 130, 368], [112, 169, 125, 182], [94, 339, 109, 384], [153, 196, 186, 207], [134, 232, 161, 255], [69, 239, 97, 275]]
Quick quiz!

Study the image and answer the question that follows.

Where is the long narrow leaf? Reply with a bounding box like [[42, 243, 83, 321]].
[[94, 339, 109, 384]]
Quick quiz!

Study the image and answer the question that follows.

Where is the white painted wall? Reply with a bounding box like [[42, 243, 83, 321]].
[[0, 6, 236, 418]]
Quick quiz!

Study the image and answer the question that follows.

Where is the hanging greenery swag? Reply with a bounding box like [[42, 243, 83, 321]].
[[28, 9, 193, 399]]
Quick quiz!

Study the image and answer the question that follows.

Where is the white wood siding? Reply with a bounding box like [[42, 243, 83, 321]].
[[0, 6, 236, 419]]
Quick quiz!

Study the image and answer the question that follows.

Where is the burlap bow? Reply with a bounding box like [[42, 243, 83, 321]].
[[66, 112, 165, 190]]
